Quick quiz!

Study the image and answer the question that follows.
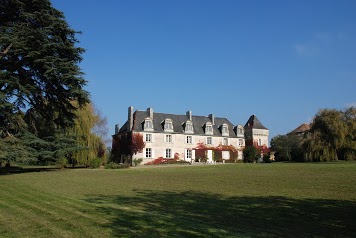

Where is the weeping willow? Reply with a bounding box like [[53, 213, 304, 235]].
[[67, 102, 106, 166], [304, 107, 356, 161]]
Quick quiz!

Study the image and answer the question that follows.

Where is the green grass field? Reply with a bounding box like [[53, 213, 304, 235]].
[[0, 162, 355, 237]]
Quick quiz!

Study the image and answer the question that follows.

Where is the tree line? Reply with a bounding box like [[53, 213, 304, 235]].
[[0, 0, 107, 167], [271, 107, 356, 162]]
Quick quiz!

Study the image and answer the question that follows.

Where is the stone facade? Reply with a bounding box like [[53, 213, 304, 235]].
[[114, 107, 269, 164]]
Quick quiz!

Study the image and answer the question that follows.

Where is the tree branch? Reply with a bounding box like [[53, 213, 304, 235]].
[[0, 43, 13, 59]]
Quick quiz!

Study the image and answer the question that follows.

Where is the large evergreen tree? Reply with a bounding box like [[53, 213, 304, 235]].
[[0, 0, 89, 137], [0, 0, 90, 165]]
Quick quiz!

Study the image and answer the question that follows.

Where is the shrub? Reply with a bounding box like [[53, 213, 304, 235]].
[[263, 154, 272, 163], [133, 158, 143, 166], [88, 158, 102, 168], [243, 146, 259, 163], [57, 158, 67, 168], [145, 157, 190, 165], [104, 162, 130, 169]]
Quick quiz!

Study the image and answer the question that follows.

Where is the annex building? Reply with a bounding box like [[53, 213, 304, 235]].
[[114, 106, 269, 164]]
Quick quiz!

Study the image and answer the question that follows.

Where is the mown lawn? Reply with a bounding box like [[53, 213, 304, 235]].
[[0, 162, 355, 237]]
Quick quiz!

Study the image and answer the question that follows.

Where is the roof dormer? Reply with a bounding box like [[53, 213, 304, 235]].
[[184, 120, 194, 134], [163, 118, 173, 132], [205, 122, 213, 135]]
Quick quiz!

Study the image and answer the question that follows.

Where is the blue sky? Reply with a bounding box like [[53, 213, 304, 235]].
[[52, 0, 356, 141]]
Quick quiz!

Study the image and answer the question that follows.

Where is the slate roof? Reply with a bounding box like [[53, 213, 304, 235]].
[[119, 109, 242, 137], [244, 115, 268, 130]]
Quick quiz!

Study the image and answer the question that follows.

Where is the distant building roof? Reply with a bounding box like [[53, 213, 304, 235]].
[[290, 123, 310, 134], [244, 115, 268, 130]]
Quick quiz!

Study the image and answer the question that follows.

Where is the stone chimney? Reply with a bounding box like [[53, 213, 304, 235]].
[[128, 106, 133, 131], [209, 114, 215, 125], [186, 111, 192, 121], [147, 107, 153, 119], [115, 124, 120, 134]]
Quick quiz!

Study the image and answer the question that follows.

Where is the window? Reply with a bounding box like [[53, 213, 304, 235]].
[[205, 122, 213, 135], [165, 135, 172, 143], [238, 128, 243, 135], [145, 148, 152, 158], [258, 139, 262, 146], [186, 149, 192, 159], [185, 121, 194, 133], [239, 139, 244, 146], [186, 136, 192, 144], [165, 149, 172, 158], [207, 137, 212, 145], [164, 119, 173, 131], [222, 124, 229, 136], [144, 119, 153, 131], [145, 134, 152, 142], [223, 138, 228, 145]]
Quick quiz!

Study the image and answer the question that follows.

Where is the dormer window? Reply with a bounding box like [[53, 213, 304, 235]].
[[144, 118, 154, 131], [205, 122, 213, 135], [184, 120, 194, 134], [164, 119, 173, 132], [236, 125, 244, 137], [222, 124, 229, 136]]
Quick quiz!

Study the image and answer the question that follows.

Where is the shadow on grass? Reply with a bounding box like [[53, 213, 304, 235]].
[[85, 190, 356, 237], [0, 166, 62, 175]]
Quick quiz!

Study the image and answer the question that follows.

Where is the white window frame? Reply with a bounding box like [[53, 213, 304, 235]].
[[223, 137, 228, 145], [165, 149, 172, 158], [185, 121, 194, 133], [205, 122, 213, 135], [239, 139, 244, 146], [207, 137, 212, 145], [145, 148, 152, 158], [165, 134, 172, 143], [164, 119, 174, 132], [186, 136, 192, 144], [186, 149, 192, 159], [145, 134, 152, 142], [144, 118, 154, 131], [222, 124, 229, 136]]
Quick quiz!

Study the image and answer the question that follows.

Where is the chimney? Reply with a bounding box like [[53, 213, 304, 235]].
[[128, 106, 133, 131], [147, 107, 153, 119], [186, 110, 192, 121], [209, 114, 215, 125], [115, 124, 120, 134]]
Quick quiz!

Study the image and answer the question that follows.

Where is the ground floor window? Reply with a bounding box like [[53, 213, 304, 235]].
[[165, 149, 172, 158], [145, 148, 152, 158], [186, 149, 192, 159]]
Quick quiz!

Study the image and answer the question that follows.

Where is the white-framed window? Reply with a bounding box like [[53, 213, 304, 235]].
[[145, 134, 152, 142], [223, 137, 228, 145], [165, 149, 172, 158], [239, 139, 244, 146], [258, 139, 262, 146], [238, 128, 244, 135], [164, 119, 173, 132], [186, 149, 192, 159], [186, 136, 192, 144], [205, 122, 213, 135], [145, 148, 152, 158], [185, 121, 194, 133], [222, 124, 229, 136], [207, 137, 212, 145], [165, 134, 172, 143], [144, 118, 153, 131]]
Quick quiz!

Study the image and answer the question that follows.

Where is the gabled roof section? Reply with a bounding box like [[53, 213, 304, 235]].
[[244, 115, 268, 130]]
